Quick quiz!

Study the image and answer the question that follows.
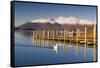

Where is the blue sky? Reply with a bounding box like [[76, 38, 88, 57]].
[[15, 2, 97, 27]]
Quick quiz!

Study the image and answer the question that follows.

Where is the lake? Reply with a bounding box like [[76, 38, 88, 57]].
[[15, 30, 97, 67]]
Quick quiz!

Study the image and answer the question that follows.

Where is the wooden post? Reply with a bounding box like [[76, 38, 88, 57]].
[[51, 30, 52, 39], [41, 30, 42, 39], [38, 30, 40, 39], [50, 30, 52, 40], [37, 31, 39, 39], [53, 30, 54, 40], [43, 29, 45, 40], [72, 29, 73, 44], [33, 31, 35, 39], [61, 30, 62, 40], [47, 30, 49, 39], [34, 31, 36, 38], [34, 31, 36, 39], [55, 30, 57, 40], [49, 30, 50, 39], [85, 27, 87, 46], [36, 31, 37, 39], [51, 30, 53, 40], [70, 31, 71, 44], [55, 30, 57, 38], [66, 30, 67, 42], [58, 30, 59, 42], [40, 30, 42, 39], [39, 30, 40, 39], [94, 24, 96, 46], [64, 29, 66, 42], [53, 30, 55, 40], [76, 29, 79, 44]]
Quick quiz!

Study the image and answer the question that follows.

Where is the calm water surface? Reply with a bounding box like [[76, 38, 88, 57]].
[[15, 30, 96, 66]]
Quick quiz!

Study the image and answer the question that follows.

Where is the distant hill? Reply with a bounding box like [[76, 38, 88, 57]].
[[15, 22, 94, 31], [15, 17, 95, 31]]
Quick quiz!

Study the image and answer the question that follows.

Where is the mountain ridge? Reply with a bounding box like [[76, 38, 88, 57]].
[[15, 21, 94, 31], [31, 16, 95, 25]]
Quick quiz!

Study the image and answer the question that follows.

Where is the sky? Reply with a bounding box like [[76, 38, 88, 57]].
[[14, 2, 97, 27]]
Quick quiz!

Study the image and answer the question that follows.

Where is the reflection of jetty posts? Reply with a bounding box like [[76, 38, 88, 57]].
[[85, 26, 87, 47], [33, 25, 96, 45], [32, 25, 96, 61]]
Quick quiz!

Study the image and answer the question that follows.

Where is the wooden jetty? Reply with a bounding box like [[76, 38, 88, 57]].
[[32, 24, 97, 46]]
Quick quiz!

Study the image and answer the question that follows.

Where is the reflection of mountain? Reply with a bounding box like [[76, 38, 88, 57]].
[[15, 17, 95, 31]]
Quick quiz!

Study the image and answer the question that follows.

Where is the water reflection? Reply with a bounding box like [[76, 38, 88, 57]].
[[75, 43, 80, 56], [53, 44, 59, 54], [84, 43, 87, 62], [15, 30, 97, 66], [93, 44, 96, 61], [32, 31, 96, 62]]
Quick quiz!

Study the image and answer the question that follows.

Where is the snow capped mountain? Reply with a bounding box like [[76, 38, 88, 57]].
[[79, 19, 95, 25], [31, 18, 49, 23], [31, 18, 56, 24], [47, 18, 58, 24], [55, 16, 78, 24], [31, 16, 95, 25], [17, 16, 95, 30]]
